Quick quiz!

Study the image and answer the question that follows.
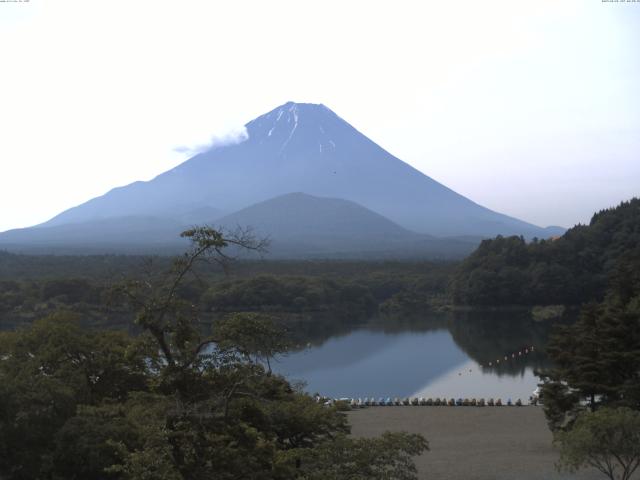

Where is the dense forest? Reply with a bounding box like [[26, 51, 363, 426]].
[[0, 229, 429, 479], [451, 198, 640, 306], [3, 198, 639, 331], [540, 235, 640, 430], [0, 253, 454, 332]]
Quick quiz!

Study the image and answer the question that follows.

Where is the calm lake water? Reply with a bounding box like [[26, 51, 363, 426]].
[[273, 312, 553, 401]]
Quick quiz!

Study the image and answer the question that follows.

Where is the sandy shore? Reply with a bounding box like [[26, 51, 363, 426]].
[[347, 406, 606, 480]]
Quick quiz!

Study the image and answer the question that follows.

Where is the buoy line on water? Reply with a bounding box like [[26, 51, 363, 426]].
[[472, 345, 536, 371]]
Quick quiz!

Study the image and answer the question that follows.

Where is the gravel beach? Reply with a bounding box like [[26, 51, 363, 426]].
[[348, 406, 607, 480]]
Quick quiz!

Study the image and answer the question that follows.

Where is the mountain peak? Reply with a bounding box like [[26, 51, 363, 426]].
[[244, 101, 344, 154], [280, 100, 328, 110], [247, 101, 334, 127]]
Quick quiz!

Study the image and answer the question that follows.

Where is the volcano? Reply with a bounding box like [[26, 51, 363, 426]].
[[0, 102, 563, 256]]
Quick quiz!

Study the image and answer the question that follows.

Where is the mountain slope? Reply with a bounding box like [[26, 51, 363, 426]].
[[38, 101, 560, 238], [0, 216, 188, 254], [215, 192, 476, 258], [218, 192, 412, 240], [0, 193, 478, 258]]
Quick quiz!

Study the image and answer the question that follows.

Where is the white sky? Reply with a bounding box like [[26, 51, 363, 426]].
[[1, 0, 639, 232]]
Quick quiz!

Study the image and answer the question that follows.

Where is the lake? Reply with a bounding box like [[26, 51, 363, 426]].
[[273, 312, 554, 401]]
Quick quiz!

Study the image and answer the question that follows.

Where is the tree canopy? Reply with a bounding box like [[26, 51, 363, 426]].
[[451, 198, 640, 306], [555, 407, 640, 480], [0, 227, 428, 479], [539, 243, 640, 430]]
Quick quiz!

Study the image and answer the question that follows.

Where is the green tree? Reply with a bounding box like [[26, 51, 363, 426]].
[[52, 404, 140, 480], [115, 226, 268, 376], [541, 303, 640, 429], [214, 312, 291, 374], [293, 432, 428, 480], [0, 312, 148, 479], [555, 407, 640, 480], [540, 245, 640, 430]]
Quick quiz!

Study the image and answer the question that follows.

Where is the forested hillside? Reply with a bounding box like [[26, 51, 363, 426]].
[[451, 198, 640, 306], [0, 253, 453, 331]]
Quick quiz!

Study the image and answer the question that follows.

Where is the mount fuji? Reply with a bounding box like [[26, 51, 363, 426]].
[[0, 102, 563, 257]]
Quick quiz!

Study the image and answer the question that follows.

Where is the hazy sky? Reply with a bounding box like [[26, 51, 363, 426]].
[[1, 0, 639, 232]]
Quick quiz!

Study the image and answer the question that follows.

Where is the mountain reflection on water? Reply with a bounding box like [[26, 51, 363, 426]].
[[273, 311, 556, 399]]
